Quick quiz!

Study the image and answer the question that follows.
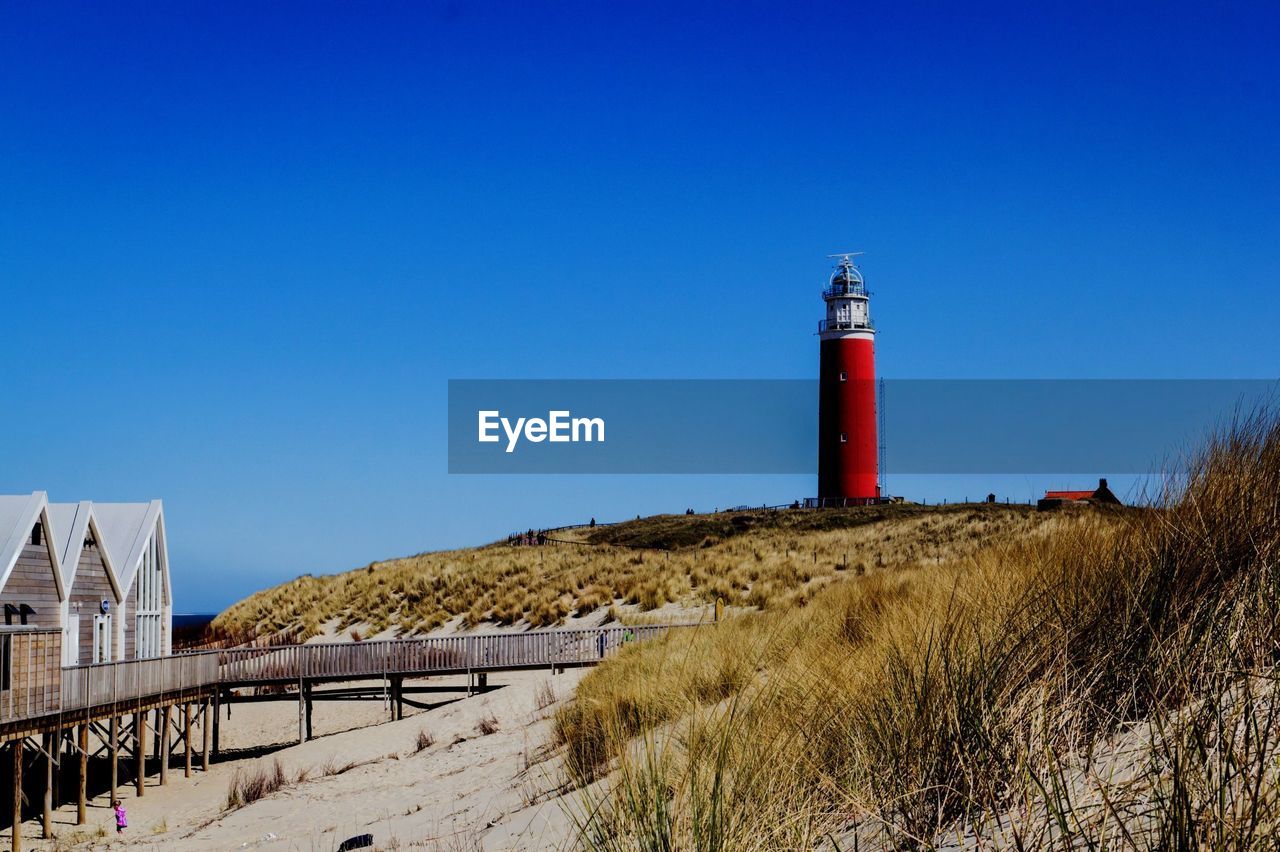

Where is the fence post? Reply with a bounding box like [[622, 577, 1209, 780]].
[[297, 645, 306, 745], [466, 635, 473, 697]]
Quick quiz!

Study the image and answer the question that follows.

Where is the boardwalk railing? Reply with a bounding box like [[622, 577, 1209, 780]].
[[0, 629, 62, 723], [61, 652, 220, 712], [37, 623, 699, 720], [216, 623, 697, 684]]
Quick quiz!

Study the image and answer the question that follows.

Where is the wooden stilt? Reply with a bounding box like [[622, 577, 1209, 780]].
[[159, 705, 171, 786], [212, 692, 221, 758], [12, 740, 22, 852], [183, 703, 192, 778], [201, 700, 210, 771], [51, 734, 60, 821], [134, 711, 145, 797], [297, 677, 305, 745], [41, 733, 52, 840], [109, 716, 119, 802], [304, 682, 313, 742], [76, 724, 88, 825]]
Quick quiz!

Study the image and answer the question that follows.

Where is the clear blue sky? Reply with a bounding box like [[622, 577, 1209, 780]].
[[3, 1, 1277, 611]]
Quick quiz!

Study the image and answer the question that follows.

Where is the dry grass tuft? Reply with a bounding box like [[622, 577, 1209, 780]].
[[318, 755, 369, 777], [534, 679, 557, 712], [225, 758, 289, 810], [412, 728, 435, 754]]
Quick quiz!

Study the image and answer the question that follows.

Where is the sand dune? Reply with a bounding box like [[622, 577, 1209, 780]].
[[38, 669, 584, 850]]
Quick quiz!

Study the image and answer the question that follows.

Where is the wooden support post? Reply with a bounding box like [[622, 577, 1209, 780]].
[[159, 705, 172, 786], [297, 677, 305, 745], [41, 733, 52, 840], [134, 711, 145, 797], [212, 692, 221, 758], [109, 716, 119, 802], [12, 740, 22, 852], [51, 734, 60, 820], [304, 682, 313, 742], [201, 700, 211, 771], [184, 703, 193, 778], [76, 724, 88, 824]]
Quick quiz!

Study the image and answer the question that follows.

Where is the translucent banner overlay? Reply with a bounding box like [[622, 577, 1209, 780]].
[[447, 379, 1278, 474]]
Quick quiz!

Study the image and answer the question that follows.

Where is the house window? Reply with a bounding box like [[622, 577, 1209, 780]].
[[30, 523, 42, 546], [840, 433, 848, 443], [135, 533, 164, 659], [839, 371, 848, 382]]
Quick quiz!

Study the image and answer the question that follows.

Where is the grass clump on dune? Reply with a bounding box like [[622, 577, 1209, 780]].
[[557, 412, 1280, 850], [225, 758, 293, 810]]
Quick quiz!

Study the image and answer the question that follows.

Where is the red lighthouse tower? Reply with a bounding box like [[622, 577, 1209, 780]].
[[817, 253, 879, 504]]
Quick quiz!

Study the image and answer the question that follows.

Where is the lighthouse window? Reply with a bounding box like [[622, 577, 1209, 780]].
[[839, 371, 848, 382], [840, 433, 848, 443]]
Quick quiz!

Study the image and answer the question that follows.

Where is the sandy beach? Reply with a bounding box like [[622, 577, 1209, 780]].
[[29, 668, 586, 850]]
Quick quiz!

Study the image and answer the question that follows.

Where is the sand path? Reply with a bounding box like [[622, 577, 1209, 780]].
[[30, 668, 585, 851]]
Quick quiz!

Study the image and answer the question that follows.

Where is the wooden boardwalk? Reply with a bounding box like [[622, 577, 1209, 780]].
[[216, 623, 690, 684], [1, 622, 693, 735], [1, 622, 698, 850]]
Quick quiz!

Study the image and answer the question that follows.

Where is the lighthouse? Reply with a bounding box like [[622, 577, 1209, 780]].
[[817, 253, 879, 505]]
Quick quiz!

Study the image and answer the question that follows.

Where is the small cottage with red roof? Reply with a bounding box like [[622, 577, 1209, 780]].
[[1037, 478, 1121, 510]]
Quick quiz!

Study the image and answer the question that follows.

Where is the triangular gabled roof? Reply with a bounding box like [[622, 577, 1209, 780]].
[[48, 501, 124, 602], [47, 502, 89, 585], [94, 501, 165, 597], [0, 491, 66, 600]]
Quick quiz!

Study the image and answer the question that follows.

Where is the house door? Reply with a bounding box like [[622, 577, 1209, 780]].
[[66, 614, 80, 665], [93, 614, 112, 663]]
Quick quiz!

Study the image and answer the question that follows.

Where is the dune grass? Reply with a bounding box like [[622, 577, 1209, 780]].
[[225, 758, 292, 810], [556, 412, 1280, 849], [211, 503, 1045, 640]]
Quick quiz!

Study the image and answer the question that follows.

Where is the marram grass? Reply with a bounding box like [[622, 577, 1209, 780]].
[[558, 412, 1280, 850], [213, 503, 1043, 639]]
